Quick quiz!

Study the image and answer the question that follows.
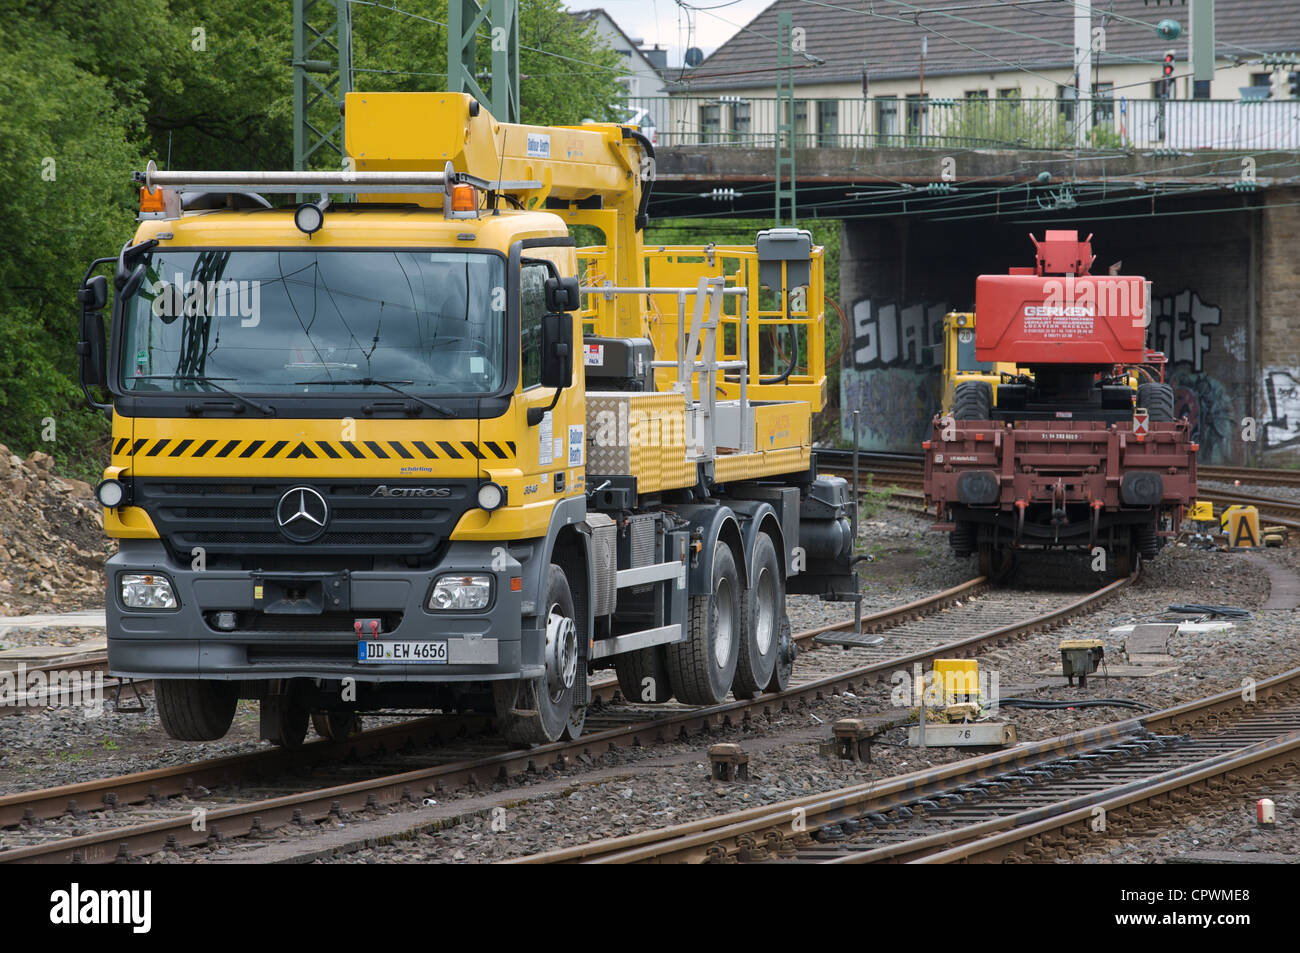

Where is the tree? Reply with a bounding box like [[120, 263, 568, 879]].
[[0, 0, 629, 473]]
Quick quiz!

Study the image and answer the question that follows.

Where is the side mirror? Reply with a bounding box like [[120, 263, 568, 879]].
[[544, 275, 581, 312], [540, 313, 573, 389], [77, 275, 108, 389]]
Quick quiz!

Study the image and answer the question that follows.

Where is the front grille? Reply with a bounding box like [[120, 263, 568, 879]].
[[136, 478, 476, 562], [210, 611, 404, 634], [248, 644, 361, 664]]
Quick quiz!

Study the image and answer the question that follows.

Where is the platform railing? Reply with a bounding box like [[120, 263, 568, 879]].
[[628, 95, 1300, 151]]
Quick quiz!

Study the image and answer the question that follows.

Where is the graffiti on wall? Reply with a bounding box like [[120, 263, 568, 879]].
[[841, 287, 1244, 458], [841, 298, 948, 448], [1146, 291, 1237, 464], [1262, 368, 1300, 450], [1147, 290, 1220, 373]]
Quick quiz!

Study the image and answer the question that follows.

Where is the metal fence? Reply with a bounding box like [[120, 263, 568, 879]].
[[628, 95, 1300, 151]]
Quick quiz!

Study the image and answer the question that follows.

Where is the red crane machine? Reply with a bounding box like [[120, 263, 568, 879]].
[[924, 231, 1198, 576]]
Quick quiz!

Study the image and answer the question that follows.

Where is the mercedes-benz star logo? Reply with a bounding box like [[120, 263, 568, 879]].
[[276, 486, 329, 542]]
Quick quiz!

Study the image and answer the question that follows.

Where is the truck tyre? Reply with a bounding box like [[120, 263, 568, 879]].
[[733, 533, 783, 699], [1137, 383, 1175, 422], [953, 381, 992, 421], [666, 542, 741, 705], [615, 646, 674, 704], [156, 679, 238, 742], [494, 564, 581, 746]]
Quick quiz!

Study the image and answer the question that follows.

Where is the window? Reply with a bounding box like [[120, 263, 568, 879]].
[[906, 94, 928, 139], [520, 263, 548, 390], [997, 87, 1020, 102], [699, 103, 720, 143], [964, 89, 989, 99], [1092, 82, 1114, 121], [875, 97, 899, 140], [816, 100, 839, 146], [1250, 72, 1273, 98], [730, 101, 751, 141], [1056, 84, 1076, 124], [780, 99, 808, 147]]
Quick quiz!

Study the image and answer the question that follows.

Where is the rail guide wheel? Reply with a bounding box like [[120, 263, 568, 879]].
[[977, 543, 1015, 582]]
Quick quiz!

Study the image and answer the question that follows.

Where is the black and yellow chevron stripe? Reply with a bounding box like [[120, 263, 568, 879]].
[[112, 437, 516, 461]]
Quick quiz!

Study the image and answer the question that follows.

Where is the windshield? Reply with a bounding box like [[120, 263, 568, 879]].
[[119, 249, 506, 395], [954, 328, 992, 373]]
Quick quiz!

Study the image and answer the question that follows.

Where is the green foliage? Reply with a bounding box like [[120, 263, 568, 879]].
[[0, 0, 625, 474], [0, 15, 144, 471]]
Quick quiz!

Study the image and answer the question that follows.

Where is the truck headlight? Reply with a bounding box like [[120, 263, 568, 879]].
[[428, 574, 492, 611], [96, 479, 126, 507], [477, 481, 505, 511], [120, 573, 178, 609]]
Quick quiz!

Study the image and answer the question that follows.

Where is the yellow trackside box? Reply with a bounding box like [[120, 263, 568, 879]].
[[933, 659, 980, 700], [1220, 505, 1261, 548]]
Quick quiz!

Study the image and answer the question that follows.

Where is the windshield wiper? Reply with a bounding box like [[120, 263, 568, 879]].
[[133, 375, 275, 416], [294, 378, 454, 417]]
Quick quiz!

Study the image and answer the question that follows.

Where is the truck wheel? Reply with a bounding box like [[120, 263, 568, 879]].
[[765, 613, 796, 693], [953, 381, 992, 421], [666, 543, 741, 705], [1137, 383, 1175, 422], [493, 564, 581, 746], [614, 646, 675, 704], [156, 679, 238, 742], [733, 533, 782, 699]]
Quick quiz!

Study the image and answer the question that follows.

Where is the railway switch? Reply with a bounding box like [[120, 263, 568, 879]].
[[1059, 639, 1105, 687]]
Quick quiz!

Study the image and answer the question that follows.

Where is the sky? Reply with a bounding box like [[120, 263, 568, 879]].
[[569, 1, 775, 67]]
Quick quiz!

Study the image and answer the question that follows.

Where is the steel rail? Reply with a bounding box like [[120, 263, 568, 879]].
[[523, 663, 1300, 865]]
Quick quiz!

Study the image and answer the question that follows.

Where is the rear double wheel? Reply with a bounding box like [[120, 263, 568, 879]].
[[666, 543, 741, 705], [733, 533, 783, 699]]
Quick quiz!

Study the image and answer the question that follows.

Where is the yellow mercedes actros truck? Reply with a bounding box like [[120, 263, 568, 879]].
[[77, 92, 855, 746]]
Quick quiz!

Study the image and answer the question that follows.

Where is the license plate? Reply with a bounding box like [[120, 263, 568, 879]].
[[357, 640, 448, 664]]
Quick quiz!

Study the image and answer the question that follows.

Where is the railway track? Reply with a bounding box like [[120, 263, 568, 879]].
[[514, 665, 1300, 864], [0, 571, 1136, 864]]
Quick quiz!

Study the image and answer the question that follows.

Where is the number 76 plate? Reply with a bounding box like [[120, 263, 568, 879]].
[[358, 641, 447, 663]]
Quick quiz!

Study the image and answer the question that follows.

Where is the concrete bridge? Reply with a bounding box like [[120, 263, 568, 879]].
[[649, 140, 1300, 467]]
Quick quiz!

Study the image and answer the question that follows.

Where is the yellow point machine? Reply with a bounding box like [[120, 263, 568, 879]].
[[78, 92, 854, 746]]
